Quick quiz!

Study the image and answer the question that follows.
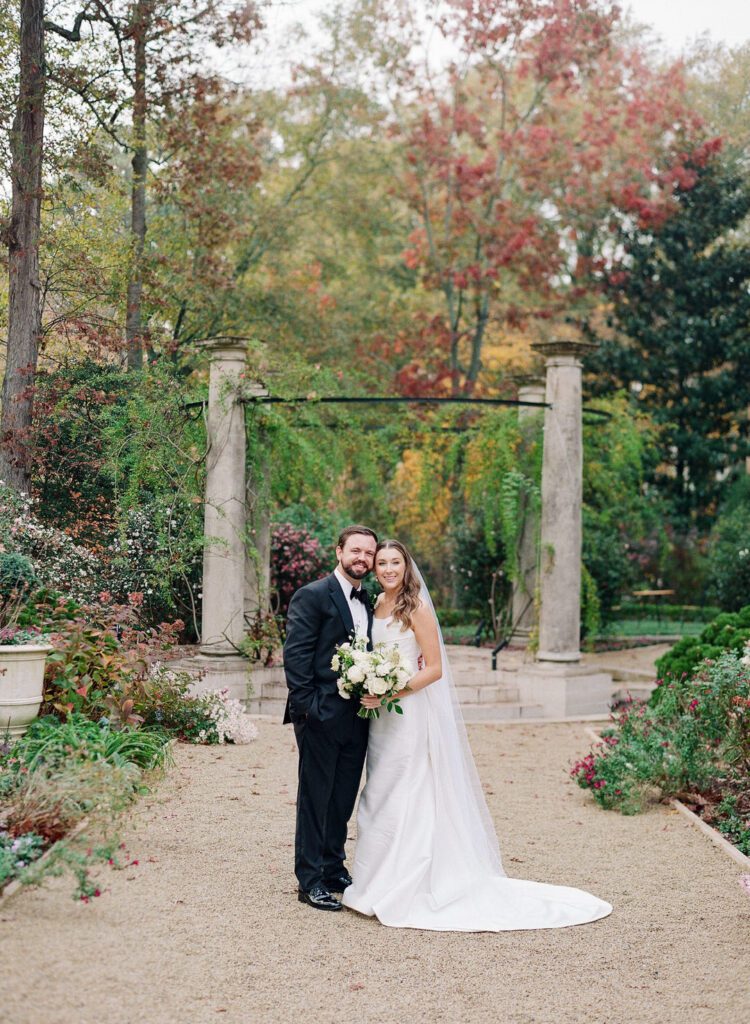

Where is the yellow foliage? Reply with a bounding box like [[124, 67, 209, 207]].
[[389, 449, 451, 558]]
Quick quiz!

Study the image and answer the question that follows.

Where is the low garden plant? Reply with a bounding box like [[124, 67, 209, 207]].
[[571, 646, 750, 854], [0, 714, 172, 899], [127, 667, 259, 745]]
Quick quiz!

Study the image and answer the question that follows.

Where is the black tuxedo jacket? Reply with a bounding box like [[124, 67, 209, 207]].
[[283, 574, 373, 725]]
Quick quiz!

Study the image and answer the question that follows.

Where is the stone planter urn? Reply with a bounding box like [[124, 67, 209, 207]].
[[0, 644, 53, 738]]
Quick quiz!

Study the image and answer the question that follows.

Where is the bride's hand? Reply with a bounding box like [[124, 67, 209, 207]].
[[360, 694, 382, 710]]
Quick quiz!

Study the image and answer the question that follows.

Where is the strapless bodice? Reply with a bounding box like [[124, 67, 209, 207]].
[[371, 615, 420, 672]]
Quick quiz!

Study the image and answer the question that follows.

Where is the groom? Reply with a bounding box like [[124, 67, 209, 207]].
[[283, 525, 378, 911]]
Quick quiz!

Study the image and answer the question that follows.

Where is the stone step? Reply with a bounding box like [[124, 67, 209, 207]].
[[454, 684, 520, 704], [606, 667, 656, 684], [247, 696, 544, 723], [260, 680, 522, 705], [246, 697, 286, 717], [454, 670, 520, 688], [460, 702, 545, 722], [259, 680, 292, 701]]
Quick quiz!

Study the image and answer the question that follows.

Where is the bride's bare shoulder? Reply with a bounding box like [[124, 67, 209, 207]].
[[412, 600, 437, 628]]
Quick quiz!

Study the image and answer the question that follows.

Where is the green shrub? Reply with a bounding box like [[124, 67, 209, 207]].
[[0, 552, 37, 600], [714, 795, 750, 856], [0, 714, 170, 899], [615, 603, 719, 623], [0, 484, 104, 606], [434, 608, 483, 628], [706, 478, 750, 611], [571, 651, 750, 813], [132, 669, 221, 743], [654, 605, 750, 681], [5, 714, 171, 773]]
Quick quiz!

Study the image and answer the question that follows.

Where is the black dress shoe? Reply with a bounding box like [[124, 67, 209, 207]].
[[323, 871, 353, 892], [297, 885, 342, 911]]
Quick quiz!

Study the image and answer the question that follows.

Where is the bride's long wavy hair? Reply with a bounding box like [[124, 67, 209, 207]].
[[375, 539, 422, 631]]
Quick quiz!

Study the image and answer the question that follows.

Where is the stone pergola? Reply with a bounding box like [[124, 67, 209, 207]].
[[190, 335, 613, 715]]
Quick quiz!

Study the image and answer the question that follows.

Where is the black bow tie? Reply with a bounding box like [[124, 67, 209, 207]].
[[350, 587, 368, 605]]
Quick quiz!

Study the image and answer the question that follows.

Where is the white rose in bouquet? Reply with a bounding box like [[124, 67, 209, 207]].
[[375, 662, 390, 677], [347, 664, 365, 684], [337, 678, 351, 698], [370, 675, 389, 696], [395, 667, 412, 690]]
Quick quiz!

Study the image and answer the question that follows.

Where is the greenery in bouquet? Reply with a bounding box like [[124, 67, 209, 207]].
[[332, 635, 411, 719]]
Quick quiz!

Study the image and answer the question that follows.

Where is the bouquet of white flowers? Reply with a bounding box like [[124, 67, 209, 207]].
[[332, 634, 413, 719]]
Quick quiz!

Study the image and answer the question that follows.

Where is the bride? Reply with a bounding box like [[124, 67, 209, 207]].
[[342, 538, 612, 931]]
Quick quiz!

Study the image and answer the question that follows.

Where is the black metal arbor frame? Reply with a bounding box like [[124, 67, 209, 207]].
[[228, 392, 610, 655]]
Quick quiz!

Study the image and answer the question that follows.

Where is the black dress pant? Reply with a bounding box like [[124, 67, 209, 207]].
[[293, 711, 368, 892]]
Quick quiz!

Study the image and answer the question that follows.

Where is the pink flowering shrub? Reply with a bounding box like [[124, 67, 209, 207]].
[[271, 523, 330, 615], [571, 649, 750, 817]]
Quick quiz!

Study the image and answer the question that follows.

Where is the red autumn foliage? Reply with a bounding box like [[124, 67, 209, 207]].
[[378, 0, 717, 394]]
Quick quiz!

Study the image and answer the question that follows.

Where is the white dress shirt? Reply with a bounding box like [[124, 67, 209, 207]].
[[334, 568, 368, 639]]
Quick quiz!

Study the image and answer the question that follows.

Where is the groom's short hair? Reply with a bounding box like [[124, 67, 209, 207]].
[[337, 525, 378, 548]]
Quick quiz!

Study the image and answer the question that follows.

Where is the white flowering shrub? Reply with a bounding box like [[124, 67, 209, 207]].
[[0, 483, 104, 604], [135, 668, 258, 745], [204, 689, 259, 745], [105, 501, 202, 631]]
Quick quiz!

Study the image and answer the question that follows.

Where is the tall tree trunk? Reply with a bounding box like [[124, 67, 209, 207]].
[[0, 0, 45, 493], [125, 1, 148, 370]]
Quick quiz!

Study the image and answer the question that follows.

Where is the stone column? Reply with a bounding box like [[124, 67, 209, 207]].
[[532, 339, 596, 663], [510, 378, 545, 645], [199, 337, 248, 654]]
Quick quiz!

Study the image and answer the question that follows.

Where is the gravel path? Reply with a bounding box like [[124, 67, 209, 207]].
[[1, 720, 748, 1024]]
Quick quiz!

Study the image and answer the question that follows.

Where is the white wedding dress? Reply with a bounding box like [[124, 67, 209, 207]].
[[342, 614, 612, 931]]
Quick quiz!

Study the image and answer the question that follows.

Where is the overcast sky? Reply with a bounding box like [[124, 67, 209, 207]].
[[261, 0, 750, 57], [625, 0, 750, 51], [234, 0, 750, 89]]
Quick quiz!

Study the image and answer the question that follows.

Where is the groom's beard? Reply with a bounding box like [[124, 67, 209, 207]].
[[342, 558, 370, 580]]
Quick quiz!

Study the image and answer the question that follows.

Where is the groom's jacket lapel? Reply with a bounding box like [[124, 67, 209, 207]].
[[328, 574, 355, 637], [365, 591, 374, 649]]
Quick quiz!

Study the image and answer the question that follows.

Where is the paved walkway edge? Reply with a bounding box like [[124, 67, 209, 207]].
[[671, 799, 750, 870]]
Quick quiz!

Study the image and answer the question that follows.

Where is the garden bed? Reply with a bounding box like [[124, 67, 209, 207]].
[[573, 645, 750, 860], [0, 715, 176, 900]]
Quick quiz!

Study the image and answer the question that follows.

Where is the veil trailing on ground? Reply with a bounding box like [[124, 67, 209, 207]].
[[413, 563, 506, 899]]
